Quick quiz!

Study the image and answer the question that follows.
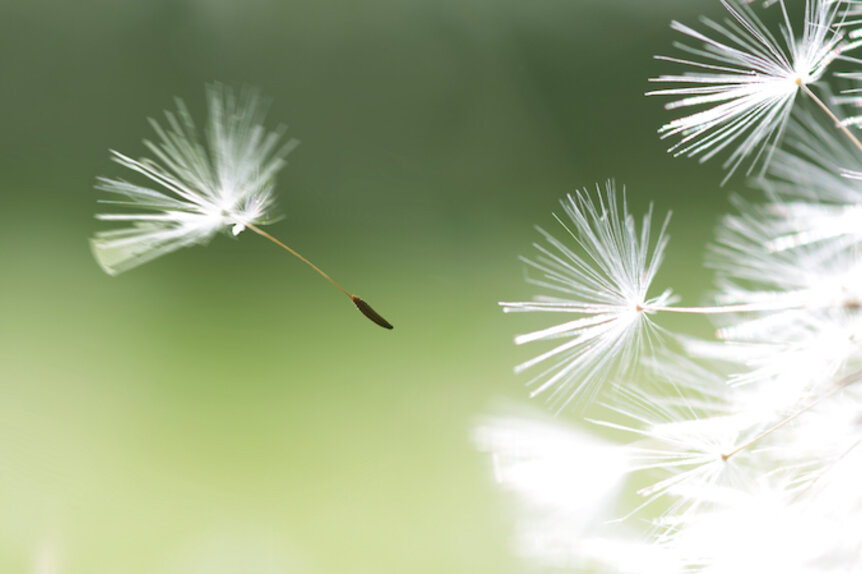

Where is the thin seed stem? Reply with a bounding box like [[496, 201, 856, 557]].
[[799, 82, 862, 154], [722, 369, 862, 461], [245, 222, 394, 330], [246, 222, 352, 298], [721, 408, 807, 462], [646, 301, 805, 315]]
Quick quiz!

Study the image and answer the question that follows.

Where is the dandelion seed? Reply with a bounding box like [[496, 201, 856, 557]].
[[91, 84, 392, 329], [648, 0, 847, 181], [593, 372, 750, 528], [498, 181, 828, 411], [500, 181, 862, 416], [499, 182, 675, 408]]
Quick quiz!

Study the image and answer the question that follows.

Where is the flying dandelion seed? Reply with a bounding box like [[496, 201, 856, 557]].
[[91, 84, 392, 329]]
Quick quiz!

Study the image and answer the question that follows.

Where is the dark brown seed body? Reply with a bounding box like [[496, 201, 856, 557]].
[[352, 296, 394, 330]]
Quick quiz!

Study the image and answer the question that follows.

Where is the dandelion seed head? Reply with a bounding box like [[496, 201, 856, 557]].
[[649, 0, 846, 181], [500, 181, 674, 409]]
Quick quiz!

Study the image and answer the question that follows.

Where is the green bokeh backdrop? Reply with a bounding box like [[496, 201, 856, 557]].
[[1, 0, 741, 572]]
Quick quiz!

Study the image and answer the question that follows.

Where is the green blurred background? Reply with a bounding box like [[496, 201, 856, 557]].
[[0, 0, 737, 572]]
